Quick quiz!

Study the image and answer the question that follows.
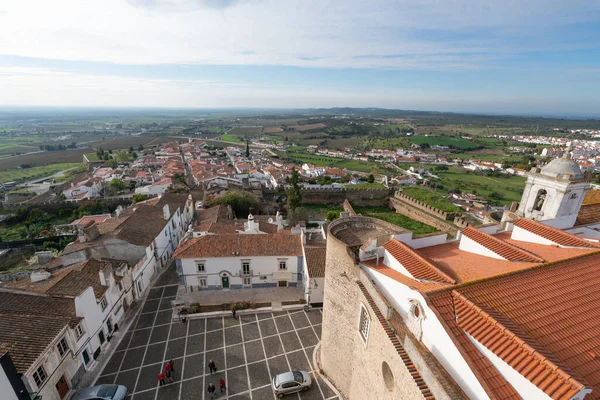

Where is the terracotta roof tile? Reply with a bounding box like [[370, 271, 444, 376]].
[[461, 227, 545, 262], [173, 233, 303, 259], [362, 259, 448, 292], [304, 247, 326, 278], [582, 190, 600, 205], [383, 238, 456, 284], [514, 218, 600, 248], [452, 291, 583, 399], [428, 292, 521, 400], [576, 204, 600, 226], [436, 251, 600, 399]]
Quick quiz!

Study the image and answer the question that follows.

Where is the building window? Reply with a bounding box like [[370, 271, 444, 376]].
[[279, 261, 287, 270], [382, 362, 395, 391], [82, 349, 90, 365], [99, 296, 108, 311], [75, 323, 85, 340], [33, 365, 47, 387], [199, 278, 207, 288], [242, 262, 250, 275], [359, 305, 370, 343], [243, 277, 252, 286], [409, 300, 424, 320], [57, 338, 69, 358], [197, 262, 205, 272]]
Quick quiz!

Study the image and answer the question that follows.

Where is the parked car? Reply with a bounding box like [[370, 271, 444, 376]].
[[272, 371, 312, 398], [71, 384, 128, 400]]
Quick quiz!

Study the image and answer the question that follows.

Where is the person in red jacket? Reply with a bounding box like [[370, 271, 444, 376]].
[[164, 362, 173, 383], [219, 378, 226, 393], [157, 372, 165, 387]]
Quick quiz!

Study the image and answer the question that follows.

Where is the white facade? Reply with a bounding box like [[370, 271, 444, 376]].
[[135, 181, 171, 196], [179, 255, 302, 290]]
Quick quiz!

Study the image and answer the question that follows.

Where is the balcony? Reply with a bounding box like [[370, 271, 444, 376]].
[[239, 269, 253, 276]]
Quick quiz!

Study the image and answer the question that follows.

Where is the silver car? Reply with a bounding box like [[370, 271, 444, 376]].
[[71, 384, 128, 400], [272, 371, 312, 398]]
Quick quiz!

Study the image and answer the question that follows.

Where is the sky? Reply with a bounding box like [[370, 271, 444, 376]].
[[0, 0, 599, 115]]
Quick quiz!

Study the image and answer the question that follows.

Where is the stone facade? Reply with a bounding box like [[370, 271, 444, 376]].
[[321, 216, 465, 399]]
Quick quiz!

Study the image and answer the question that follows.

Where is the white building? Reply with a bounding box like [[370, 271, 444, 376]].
[[517, 148, 590, 229], [174, 233, 304, 290]]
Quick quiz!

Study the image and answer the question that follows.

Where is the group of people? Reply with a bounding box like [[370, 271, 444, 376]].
[[207, 358, 226, 399], [157, 360, 175, 386]]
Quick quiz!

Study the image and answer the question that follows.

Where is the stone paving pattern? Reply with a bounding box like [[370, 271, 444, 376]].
[[96, 281, 338, 400]]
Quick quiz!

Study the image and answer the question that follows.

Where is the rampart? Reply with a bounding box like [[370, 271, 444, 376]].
[[394, 191, 458, 221], [389, 197, 461, 236], [301, 188, 391, 207]]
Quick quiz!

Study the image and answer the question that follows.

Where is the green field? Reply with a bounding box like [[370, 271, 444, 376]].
[[354, 206, 439, 235], [408, 135, 478, 150], [400, 187, 461, 213], [228, 127, 263, 135], [0, 163, 81, 184], [434, 167, 526, 205], [85, 152, 101, 161], [220, 134, 243, 143]]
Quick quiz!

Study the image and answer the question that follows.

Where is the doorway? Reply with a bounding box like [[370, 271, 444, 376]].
[[221, 276, 229, 289], [278, 280, 288, 287], [55, 375, 69, 399]]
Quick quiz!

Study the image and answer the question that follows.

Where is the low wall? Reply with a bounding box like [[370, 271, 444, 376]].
[[389, 197, 459, 237], [394, 191, 458, 221], [342, 199, 356, 215], [2, 197, 132, 212], [301, 188, 391, 207]]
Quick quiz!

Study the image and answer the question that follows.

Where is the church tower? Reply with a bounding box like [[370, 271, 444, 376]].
[[517, 146, 590, 229]]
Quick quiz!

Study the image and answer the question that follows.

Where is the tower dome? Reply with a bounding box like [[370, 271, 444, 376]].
[[540, 146, 583, 180]]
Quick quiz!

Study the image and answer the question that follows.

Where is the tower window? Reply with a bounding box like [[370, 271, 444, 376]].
[[533, 189, 547, 211], [359, 305, 370, 344]]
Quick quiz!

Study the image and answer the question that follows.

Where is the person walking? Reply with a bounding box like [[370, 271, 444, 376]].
[[207, 383, 216, 399], [164, 362, 173, 383], [168, 359, 175, 375], [220, 378, 227, 393], [232, 306, 237, 319], [208, 358, 217, 374], [157, 372, 165, 387]]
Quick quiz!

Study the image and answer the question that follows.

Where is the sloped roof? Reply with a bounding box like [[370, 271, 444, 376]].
[[514, 218, 600, 248], [429, 251, 600, 399], [362, 259, 447, 293], [304, 247, 326, 278], [575, 204, 600, 226], [116, 205, 166, 246], [383, 238, 456, 284], [0, 291, 80, 373], [173, 233, 303, 259], [461, 227, 544, 262]]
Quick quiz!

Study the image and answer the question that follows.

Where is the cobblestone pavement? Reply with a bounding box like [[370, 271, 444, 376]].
[[95, 283, 338, 400]]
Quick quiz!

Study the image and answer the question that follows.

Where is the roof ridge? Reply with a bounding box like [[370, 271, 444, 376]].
[[461, 227, 545, 262], [452, 291, 586, 398], [514, 218, 600, 248], [384, 238, 457, 284]]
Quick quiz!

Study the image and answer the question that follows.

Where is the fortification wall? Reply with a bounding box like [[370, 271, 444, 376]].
[[301, 188, 391, 207], [394, 191, 458, 220], [389, 197, 459, 236]]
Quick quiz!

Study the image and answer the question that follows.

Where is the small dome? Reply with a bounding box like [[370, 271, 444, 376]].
[[540, 158, 583, 180]]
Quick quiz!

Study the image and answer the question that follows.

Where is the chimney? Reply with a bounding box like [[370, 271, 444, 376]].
[[31, 270, 52, 282], [163, 204, 170, 220], [84, 221, 100, 242]]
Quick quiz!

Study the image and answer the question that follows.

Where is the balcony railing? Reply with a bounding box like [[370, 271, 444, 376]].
[[240, 269, 253, 276]]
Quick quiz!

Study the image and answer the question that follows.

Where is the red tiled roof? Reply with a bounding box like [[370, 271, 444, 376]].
[[362, 259, 447, 292], [576, 204, 600, 226], [304, 247, 326, 278], [453, 291, 584, 399], [428, 292, 521, 400], [173, 233, 303, 259], [432, 251, 600, 399], [582, 190, 600, 205], [383, 238, 456, 284], [461, 227, 544, 262], [514, 218, 600, 248]]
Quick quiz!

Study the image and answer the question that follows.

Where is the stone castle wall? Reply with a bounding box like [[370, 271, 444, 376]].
[[301, 188, 391, 207], [389, 197, 459, 237], [394, 191, 458, 220]]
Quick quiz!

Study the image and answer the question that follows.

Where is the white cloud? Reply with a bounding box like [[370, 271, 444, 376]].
[[0, 0, 597, 70]]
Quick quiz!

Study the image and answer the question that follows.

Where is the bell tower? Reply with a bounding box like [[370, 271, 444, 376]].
[[517, 146, 590, 229]]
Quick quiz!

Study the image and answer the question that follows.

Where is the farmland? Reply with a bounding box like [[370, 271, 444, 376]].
[[0, 148, 92, 170], [278, 151, 388, 174], [228, 127, 263, 135], [93, 135, 174, 151], [408, 135, 479, 150], [0, 163, 80, 184], [293, 123, 327, 131]]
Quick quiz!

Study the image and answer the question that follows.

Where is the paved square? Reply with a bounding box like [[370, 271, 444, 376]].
[[97, 284, 338, 399]]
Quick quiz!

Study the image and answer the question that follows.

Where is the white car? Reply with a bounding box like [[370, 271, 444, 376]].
[[71, 385, 129, 400], [272, 371, 312, 398]]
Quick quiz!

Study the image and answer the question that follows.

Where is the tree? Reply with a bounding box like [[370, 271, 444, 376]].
[[326, 210, 340, 221], [245, 140, 250, 158], [367, 174, 375, 183], [215, 190, 259, 217], [489, 191, 504, 200], [138, 144, 144, 151], [287, 207, 309, 226], [129, 146, 134, 153], [109, 178, 126, 191], [132, 194, 146, 203], [285, 167, 302, 211]]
